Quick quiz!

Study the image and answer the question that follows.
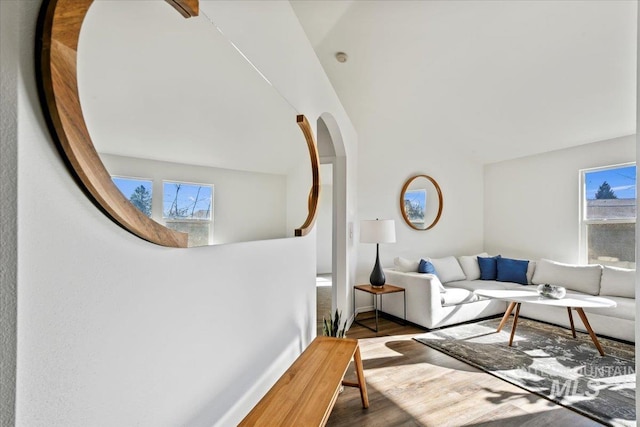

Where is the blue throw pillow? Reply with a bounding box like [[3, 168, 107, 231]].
[[478, 255, 501, 280], [418, 259, 437, 275], [496, 257, 529, 285]]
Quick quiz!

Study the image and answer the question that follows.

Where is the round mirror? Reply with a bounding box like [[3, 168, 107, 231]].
[[36, 0, 319, 248], [399, 175, 443, 230]]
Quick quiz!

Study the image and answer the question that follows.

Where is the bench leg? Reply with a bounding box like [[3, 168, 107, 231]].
[[353, 345, 369, 408]]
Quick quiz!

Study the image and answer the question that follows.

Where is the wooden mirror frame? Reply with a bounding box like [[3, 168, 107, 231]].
[[35, 0, 320, 247], [399, 174, 443, 231]]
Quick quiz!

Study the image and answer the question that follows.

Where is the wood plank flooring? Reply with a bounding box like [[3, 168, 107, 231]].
[[326, 313, 604, 427], [317, 285, 333, 336]]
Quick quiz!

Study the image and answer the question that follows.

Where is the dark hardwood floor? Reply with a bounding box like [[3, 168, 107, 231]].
[[326, 313, 604, 427]]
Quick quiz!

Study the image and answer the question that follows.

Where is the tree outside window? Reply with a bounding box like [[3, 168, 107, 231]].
[[594, 181, 617, 200], [112, 177, 153, 217]]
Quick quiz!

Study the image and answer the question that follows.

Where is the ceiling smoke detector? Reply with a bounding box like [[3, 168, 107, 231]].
[[335, 52, 348, 63]]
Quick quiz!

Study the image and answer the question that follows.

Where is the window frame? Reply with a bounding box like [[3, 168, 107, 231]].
[[579, 162, 636, 265]]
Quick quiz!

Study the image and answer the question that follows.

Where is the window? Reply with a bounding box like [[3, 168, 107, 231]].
[[163, 181, 213, 247], [580, 164, 636, 268], [112, 176, 153, 217]]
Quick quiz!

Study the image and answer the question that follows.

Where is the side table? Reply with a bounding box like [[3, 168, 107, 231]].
[[353, 284, 406, 332]]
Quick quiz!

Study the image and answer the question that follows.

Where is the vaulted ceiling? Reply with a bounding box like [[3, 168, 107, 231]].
[[291, 0, 637, 164]]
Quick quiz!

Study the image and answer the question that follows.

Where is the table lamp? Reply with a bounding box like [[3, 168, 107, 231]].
[[360, 219, 396, 287]]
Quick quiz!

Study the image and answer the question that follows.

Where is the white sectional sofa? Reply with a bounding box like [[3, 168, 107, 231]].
[[378, 255, 636, 342]]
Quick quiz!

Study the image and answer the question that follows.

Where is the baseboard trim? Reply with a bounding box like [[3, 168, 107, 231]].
[[348, 305, 374, 332]]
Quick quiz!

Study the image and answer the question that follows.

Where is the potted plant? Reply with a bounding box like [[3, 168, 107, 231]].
[[322, 309, 346, 338]]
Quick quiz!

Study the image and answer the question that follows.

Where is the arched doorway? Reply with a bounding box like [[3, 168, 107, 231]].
[[316, 113, 348, 334]]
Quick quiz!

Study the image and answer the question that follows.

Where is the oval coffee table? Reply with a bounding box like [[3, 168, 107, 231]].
[[474, 289, 617, 356]]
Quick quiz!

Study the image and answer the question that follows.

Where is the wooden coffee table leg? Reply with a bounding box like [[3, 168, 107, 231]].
[[575, 308, 605, 356], [567, 307, 576, 338], [497, 302, 517, 332], [508, 303, 521, 346]]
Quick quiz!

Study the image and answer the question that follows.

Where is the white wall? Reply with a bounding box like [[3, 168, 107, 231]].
[[285, 157, 312, 236], [102, 154, 288, 245], [0, 2, 19, 426], [356, 132, 486, 283], [202, 1, 361, 321], [635, 0, 640, 411], [484, 135, 635, 263], [355, 126, 484, 313], [316, 164, 333, 274], [6, 1, 358, 426]]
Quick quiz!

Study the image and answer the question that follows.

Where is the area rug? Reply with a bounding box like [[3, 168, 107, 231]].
[[414, 317, 636, 427]]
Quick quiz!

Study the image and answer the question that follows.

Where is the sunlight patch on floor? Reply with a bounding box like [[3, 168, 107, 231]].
[[379, 377, 561, 426], [316, 275, 332, 287]]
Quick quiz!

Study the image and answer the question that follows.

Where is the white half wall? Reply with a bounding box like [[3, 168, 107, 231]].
[[484, 135, 635, 263], [8, 1, 358, 426]]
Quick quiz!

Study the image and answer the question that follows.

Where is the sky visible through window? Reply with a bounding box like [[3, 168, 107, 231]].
[[112, 177, 152, 198], [584, 165, 636, 200]]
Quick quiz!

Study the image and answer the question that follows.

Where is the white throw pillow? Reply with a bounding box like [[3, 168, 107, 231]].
[[457, 253, 489, 281], [526, 260, 536, 285], [600, 265, 635, 298], [393, 257, 419, 273], [531, 259, 602, 295], [430, 256, 466, 283]]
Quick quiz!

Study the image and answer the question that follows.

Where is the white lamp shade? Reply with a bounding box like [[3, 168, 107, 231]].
[[360, 219, 396, 244]]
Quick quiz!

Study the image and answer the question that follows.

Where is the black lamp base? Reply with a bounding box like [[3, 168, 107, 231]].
[[369, 243, 386, 287]]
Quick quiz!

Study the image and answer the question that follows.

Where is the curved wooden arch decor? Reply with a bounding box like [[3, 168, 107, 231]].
[[166, 0, 199, 18], [36, 0, 320, 247], [295, 115, 320, 237], [399, 174, 443, 231]]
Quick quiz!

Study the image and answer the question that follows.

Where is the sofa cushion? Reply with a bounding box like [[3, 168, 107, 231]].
[[600, 266, 635, 299], [440, 288, 480, 307], [526, 261, 536, 285], [447, 280, 538, 293], [418, 259, 437, 275], [531, 259, 602, 295], [388, 270, 446, 292], [496, 257, 529, 285], [457, 253, 489, 281], [478, 255, 501, 280], [446, 280, 508, 292], [584, 296, 635, 321], [429, 256, 466, 283], [394, 257, 419, 273]]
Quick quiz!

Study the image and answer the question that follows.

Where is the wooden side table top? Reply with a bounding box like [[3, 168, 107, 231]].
[[354, 284, 405, 295]]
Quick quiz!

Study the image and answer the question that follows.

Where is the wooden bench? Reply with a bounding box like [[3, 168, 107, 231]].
[[239, 336, 369, 426]]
